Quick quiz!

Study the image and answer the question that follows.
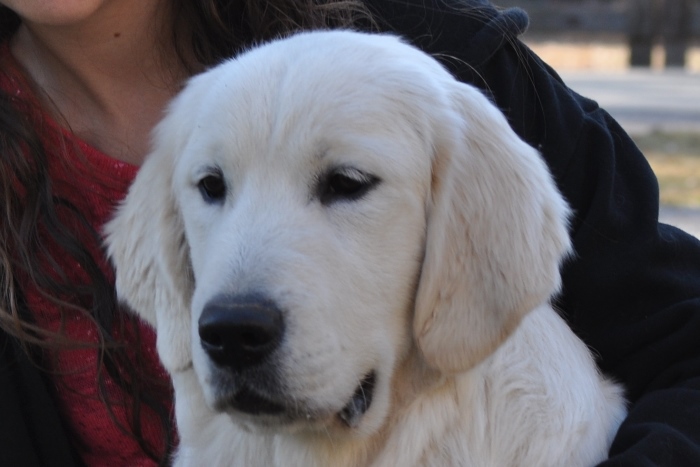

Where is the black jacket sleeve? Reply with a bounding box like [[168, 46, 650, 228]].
[[0, 330, 84, 467], [364, 0, 700, 465]]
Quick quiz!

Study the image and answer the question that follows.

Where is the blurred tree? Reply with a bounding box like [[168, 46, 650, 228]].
[[662, 0, 692, 67], [628, 0, 693, 67], [628, 0, 660, 66]]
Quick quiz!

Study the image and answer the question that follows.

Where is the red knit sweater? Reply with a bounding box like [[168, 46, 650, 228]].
[[1, 43, 173, 466]]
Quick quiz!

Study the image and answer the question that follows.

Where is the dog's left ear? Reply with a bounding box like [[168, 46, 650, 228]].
[[105, 70, 221, 372], [104, 91, 203, 373], [414, 81, 572, 374]]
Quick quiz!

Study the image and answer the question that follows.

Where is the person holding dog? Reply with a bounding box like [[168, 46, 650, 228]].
[[0, 0, 698, 466]]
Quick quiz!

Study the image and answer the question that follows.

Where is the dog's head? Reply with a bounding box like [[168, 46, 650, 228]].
[[105, 31, 570, 438]]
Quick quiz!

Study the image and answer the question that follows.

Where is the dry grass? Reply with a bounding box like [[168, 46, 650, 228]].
[[631, 132, 700, 207]]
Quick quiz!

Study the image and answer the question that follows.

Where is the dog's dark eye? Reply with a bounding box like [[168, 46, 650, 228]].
[[198, 170, 226, 203], [320, 168, 379, 205]]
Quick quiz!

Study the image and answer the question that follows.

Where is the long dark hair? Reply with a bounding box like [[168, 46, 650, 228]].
[[0, 0, 366, 463]]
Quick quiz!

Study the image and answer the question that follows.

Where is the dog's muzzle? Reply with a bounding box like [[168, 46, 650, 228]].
[[199, 293, 286, 414], [198, 293, 376, 426]]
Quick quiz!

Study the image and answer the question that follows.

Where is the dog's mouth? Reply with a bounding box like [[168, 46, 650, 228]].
[[338, 371, 376, 428], [225, 385, 286, 415], [218, 370, 377, 429]]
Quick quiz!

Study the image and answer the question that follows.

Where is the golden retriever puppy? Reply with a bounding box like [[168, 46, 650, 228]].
[[106, 30, 626, 466]]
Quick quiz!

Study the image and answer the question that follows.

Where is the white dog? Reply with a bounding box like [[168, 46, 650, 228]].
[[106, 31, 626, 466]]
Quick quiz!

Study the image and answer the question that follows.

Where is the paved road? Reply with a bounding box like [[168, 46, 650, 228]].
[[560, 70, 700, 238], [660, 205, 700, 238], [560, 70, 700, 134]]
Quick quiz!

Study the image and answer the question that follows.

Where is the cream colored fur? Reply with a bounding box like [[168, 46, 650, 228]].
[[105, 30, 626, 466]]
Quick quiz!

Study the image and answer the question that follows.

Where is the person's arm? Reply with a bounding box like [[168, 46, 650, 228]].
[[364, 0, 700, 464], [0, 328, 84, 467]]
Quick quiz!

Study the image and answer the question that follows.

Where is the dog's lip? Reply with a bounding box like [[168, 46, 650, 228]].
[[223, 385, 286, 415], [216, 371, 377, 428], [338, 371, 376, 428]]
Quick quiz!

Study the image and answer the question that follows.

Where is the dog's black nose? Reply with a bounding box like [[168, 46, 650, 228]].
[[198, 294, 284, 370]]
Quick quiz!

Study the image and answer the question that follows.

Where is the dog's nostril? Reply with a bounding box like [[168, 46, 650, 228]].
[[239, 330, 268, 350], [199, 328, 224, 349], [198, 294, 285, 369]]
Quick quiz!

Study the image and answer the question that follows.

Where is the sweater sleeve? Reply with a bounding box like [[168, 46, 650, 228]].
[[364, 0, 700, 464]]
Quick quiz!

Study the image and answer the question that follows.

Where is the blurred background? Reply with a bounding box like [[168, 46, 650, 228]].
[[494, 0, 700, 235]]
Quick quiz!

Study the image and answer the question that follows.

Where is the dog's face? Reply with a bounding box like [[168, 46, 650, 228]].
[[106, 31, 571, 438], [173, 42, 435, 434]]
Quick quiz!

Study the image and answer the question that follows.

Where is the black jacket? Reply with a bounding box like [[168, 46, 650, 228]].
[[2, 1, 699, 465], [365, 1, 700, 465]]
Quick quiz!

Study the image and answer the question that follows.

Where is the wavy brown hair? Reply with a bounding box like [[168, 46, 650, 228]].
[[0, 0, 367, 464]]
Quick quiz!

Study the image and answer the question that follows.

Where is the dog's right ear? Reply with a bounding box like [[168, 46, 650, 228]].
[[413, 80, 571, 374], [104, 94, 201, 373]]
